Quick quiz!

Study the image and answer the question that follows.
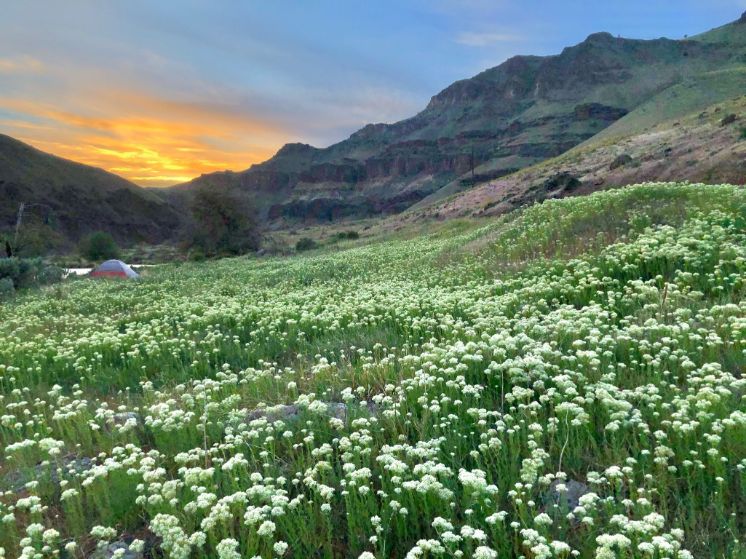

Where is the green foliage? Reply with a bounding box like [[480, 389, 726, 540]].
[[9, 221, 65, 258], [483, 182, 746, 270], [0, 256, 63, 299], [188, 187, 261, 256], [739, 126, 746, 140], [79, 231, 120, 262], [187, 247, 207, 262], [0, 257, 20, 284], [0, 183, 744, 558], [332, 230, 360, 241], [0, 277, 14, 299], [295, 236, 318, 251], [720, 113, 738, 126]]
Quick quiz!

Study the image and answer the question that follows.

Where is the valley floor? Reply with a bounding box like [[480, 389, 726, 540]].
[[0, 182, 744, 559]]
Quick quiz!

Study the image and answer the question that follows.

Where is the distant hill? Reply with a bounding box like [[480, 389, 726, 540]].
[[176, 13, 746, 223], [0, 134, 180, 248]]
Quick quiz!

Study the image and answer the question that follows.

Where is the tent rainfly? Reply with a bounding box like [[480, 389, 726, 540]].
[[90, 259, 139, 279]]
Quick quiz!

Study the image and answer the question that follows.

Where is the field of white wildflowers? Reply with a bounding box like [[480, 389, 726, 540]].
[[0, 183, 744, 559]]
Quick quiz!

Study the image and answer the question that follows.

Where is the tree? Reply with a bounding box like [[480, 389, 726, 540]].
[[188, 187, 261, 256], [14, 222, 62, 257], [4, 207, 62, 257], [79, 231, 120, 261]]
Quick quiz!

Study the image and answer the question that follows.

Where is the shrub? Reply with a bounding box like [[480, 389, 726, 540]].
[[0, 277, 14, 300], [541, 172, 582, 192], [332, 230, 360, 241], [0, 257, 63, 295], [0, 258, 21, 285], [295, 237, 318, 252], [188, 247, 207, 262], [79, 231, 120, 261], [17, 258, 38, 287], [609, 154, 633, 170], [187, 187, 261, 256], [720, 113, 738, 126], [14, 222, 64, 257], [37, 263, 64, 285]]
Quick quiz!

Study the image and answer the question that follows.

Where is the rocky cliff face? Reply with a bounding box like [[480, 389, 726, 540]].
[[176, 16, 746, 223], [424, 94, 746, 222]]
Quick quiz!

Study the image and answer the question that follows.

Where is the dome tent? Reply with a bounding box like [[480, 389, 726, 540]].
[[90, 259, 139, 279]]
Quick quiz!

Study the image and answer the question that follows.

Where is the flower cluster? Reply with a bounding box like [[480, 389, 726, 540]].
[[0, 183, 744, 558]]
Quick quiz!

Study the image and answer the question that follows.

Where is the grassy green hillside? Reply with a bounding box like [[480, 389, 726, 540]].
[[1, 182, 744, 558], [587, 68, 746, 144]]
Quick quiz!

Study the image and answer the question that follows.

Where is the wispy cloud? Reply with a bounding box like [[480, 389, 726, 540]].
[[455, 31, 522, 47], [0, 55, 44, 73]]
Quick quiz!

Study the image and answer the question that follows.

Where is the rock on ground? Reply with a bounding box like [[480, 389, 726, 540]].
[[546, 479, 590, 511]]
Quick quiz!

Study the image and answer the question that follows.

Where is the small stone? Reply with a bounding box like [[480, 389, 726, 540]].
[[327, 402, 348, 421], [5, 455, 94, 493], [113, 412, 140, 426], [89, 541, 144, 559], [546, 479, 590, 510], [245, 404, 300, 423], [243, 400, 378, 425]]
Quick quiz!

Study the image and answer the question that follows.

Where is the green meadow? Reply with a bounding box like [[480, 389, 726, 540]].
[[1, 182, 744, 559]]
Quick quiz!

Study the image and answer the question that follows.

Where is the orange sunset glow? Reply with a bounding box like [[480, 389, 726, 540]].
[[0, 90, 289, 186], [0, 4, 437, 188]]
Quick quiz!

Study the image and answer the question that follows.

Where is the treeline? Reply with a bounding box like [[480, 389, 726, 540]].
[[2, 185, 363, 275]]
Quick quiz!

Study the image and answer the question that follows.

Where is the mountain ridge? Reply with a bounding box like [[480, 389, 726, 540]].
[[4, 12, 746, 249], [173, 13, 746, 223]]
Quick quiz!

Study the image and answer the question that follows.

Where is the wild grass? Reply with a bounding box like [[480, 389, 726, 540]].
[[0, 182, 744, 559]]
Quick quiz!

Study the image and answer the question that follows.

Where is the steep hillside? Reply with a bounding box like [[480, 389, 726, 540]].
[[407, 95, 746, 221], [0, 134, 181, 247], [177, 13, 746, 224]]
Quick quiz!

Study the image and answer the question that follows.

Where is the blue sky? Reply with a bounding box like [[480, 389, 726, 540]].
[[0, 0, 744, 185]]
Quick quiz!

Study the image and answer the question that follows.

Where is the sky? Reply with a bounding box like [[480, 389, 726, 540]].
[[1, 1, 745, 187]]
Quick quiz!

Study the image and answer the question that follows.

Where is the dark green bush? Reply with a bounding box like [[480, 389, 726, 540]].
[[0, 258, 21, 284], [0, 257, 63, 297], [720, 113, 738, 126], [79, 232, 120, 261], [0, 277, 14, 300], [188, 247, 207, 262], [37, 264, 64, 285], [332, 230, 360, 241], [295, 237, 318, 252]]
